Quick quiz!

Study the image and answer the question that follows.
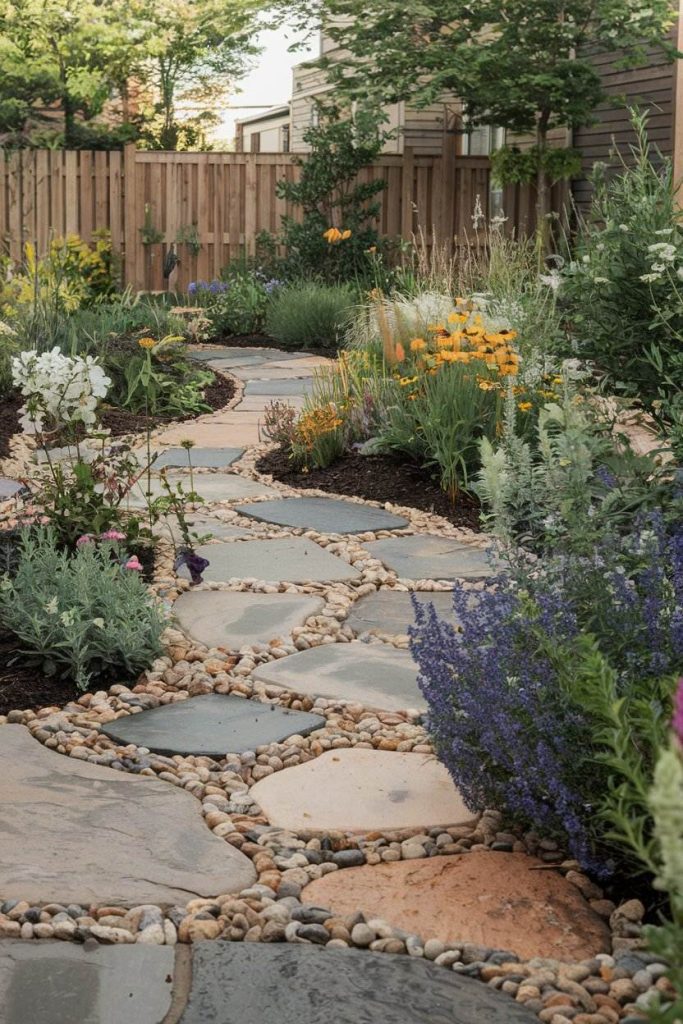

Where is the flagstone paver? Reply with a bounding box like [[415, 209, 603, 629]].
[[179, 943, 536, 1024], [345, 590, 459, 636], [0, 725, 255, 905], [173, 590, 325, 648], [101, 694, 325, 757], [244, 378, 313, 396], [249, 748, 473, 832], [234, 496, 409, 534], [154, 515, 252, 543], [365, 535, 495, 580], [0, 942, 175, 1024], [0, 478, 24, 499], [188, 347, 306, 364], [302, 852, 612, 962], [186, 537, 362, 584], [155, 416, 262, 447], [151, 446, 244, 469], [126, 471, 279, 508], [252, 642, 425, 712]]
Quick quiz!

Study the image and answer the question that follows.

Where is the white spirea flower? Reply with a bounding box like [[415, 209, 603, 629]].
[[11, 348, 111, 435]]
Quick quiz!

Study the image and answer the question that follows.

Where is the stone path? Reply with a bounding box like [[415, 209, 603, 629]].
[[0, 343, 624, 1024]]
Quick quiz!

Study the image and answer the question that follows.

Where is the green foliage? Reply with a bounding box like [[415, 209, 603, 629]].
[[0, 528, 166, 691], [275, 104, 388, 283], [266, 282, 356, 350], [490, 145, 583, 186], [0, 324, 17, 399], [207, 276, 270, 337], [105, 338, 213, 417], [561, 113, 683, 429]]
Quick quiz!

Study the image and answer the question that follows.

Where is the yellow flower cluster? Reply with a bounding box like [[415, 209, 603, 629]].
[[294, 403, 343, 451], [138, 337, 156, 349], [323, 227, 352, 244]]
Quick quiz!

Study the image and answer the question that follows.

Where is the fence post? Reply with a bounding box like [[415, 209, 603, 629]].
[[401, 147, 415, 240], [123, 143, 138, 290]]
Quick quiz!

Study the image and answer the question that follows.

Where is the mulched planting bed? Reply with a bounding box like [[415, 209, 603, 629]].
[[0, 633, 85, 717], [0, 394, 22, 460], [257, 448, 482, 531], [99, 370, 235, 438]]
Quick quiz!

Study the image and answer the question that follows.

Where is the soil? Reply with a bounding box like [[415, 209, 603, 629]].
[[98, 369, 235, 438], [0, 633, 86, 717], [0, 394, 22, 460], [256, 448, 482, 531], [200, 333, 339, 357]]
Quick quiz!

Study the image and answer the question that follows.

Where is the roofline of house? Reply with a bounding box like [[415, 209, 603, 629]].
[[235, 104, 291, 128]]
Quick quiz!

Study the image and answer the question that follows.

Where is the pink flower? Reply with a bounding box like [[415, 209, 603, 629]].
[[673, 677, 683, 745], [124, 556, 143, 572], [100, 529, 126, 541], [76, 534, 95, 546]]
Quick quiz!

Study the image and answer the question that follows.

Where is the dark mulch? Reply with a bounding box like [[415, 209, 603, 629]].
[[257, 448, 482, 531], [200, 333, 339, 357], [98, 370, 235, 438], [0, 633, 85, 716], [0, 394, 22, 460]]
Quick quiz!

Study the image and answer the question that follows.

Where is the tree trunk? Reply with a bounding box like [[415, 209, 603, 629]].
[[63, 93, 77, 149], [535, 117, 550, 258]]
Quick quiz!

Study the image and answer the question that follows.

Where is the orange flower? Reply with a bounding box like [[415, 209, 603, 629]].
[[410, 338, 427, 352], [395, 342, 406, 362], [138, 337, 156, 349], [448, 311, 468, 324], [436, 335, 454, 349], [518, 401, 533, 412], [341, 229, 352, 240], [323, 227, 342, 243]]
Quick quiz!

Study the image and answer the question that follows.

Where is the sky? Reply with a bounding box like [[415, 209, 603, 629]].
[[214, 26, 317, 146]]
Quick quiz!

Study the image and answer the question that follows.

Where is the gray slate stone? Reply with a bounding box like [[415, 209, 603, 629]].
[[187, 537, 361, 584], [102, 694, 325, 757], [233, 497, 409, 534], [365, 535, 495, 580], [0, 478, 24, 499], [0, 725, 255, 905], [179, 943, 535, 1024], [126, 471, 279, 508], [252, 642, 425, 713], [188, 347, 304, 365], [152, 447, 244, 469], [244, 379, 312, 396], [0, 941, 174, 1024], [154, 515, 252, 544], [173, 590, 325, 649], [346, 590, 459, 637]]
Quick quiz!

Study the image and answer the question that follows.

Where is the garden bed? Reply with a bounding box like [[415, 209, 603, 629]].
[[257, 448, 482, 531], [0, 394, 22, 460], [0, 632, 84, 716]]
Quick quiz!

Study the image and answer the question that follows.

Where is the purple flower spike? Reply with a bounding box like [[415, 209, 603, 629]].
[[673, 677, 683, 744], [175, 549, 210, 586]]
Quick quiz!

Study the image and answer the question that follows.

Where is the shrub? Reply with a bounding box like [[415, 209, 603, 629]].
[[266, 282, 355, 350], [0, 529, 166, 691], [410, 513, 683, 874]]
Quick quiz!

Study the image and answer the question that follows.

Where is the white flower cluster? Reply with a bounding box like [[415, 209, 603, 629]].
[[640, 232, 683, 283], [11, 347, 111, 434]]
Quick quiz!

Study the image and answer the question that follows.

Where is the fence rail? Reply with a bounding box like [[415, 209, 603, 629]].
[[0, 145, 561, 292]]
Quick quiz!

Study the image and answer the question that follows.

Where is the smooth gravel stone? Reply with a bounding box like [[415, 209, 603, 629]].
[[101, 694, 325, 757], [151, 447, 244, 469], [0, 478, 24, 499], [346, 590, 459, 637], [179, 943, 536, 1023], [252, 642, 426, 713], [233, 497, 409, 534], [249, 748, 473, 833], [0, 725, 255, 905], [173, 591, 325, 649], [244, 379, 313, 397], [364, 535, 496, 580], [126, 472, 279, 508], [188, 538, 362, 584], [0, 942, 174, 1024]]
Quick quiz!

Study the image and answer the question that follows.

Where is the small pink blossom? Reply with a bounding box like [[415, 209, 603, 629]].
[[76, 534, 95, 547], [124, 556, 143, 572], [100, 529, 126, 541]]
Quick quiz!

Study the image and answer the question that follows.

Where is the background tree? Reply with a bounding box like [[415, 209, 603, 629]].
[[283, 0, 679, 224]]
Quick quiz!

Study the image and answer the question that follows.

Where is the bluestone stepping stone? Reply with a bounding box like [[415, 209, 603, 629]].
[[154, 515, 252, 543], [185, 537, 361, 584], [179, 943, 535, 1024], [250, 748, 473, 832], [188, 346, 304, 364], [102, 694, 325, 757], [346, 590, 459, 636], [233, 497, 409, 534], [0, 478, 24, 499], [0, 725, 255, 905], [365, 534, 495, 580], [152, 446, 244, 469], [0, 942, 175, 1024], [173, 591, 325, 649], [252, 642, 425, 713], [244, 378, 312, 396], [126, 471, 279, 508]]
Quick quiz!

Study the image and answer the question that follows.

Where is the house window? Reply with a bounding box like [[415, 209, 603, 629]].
[[462, 123, 505, 220], [310, 105, 320, 128]]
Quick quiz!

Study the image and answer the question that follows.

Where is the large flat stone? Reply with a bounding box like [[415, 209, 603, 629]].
[[250, 748, 473, 832], [156, 416, 262, 447], [152, 447, 244, 469], [189, 538, 361, 584], [346, 590, 459, 637], [188, 347, 304, 364], [0, 478, 24, 499], [0, 725, 255, 905], [303, 852, 612, 961], [364, 535, 494, 580], [252, 643, 425, 713], [126, 471, 279, 508], [173, 591, 325, 649], [179, 943, 535, 1024], [244, 378, 313, 396], [233, 497, 409, 534], [155, 515, 252, 543], [102, 694, 325, 757], [0, 942, 174, 1024]]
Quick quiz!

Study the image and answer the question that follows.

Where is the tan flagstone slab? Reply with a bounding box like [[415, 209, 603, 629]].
[[302, 852, 612, 961], [0, 725, 256, 906], [249, 748, 473, 832], [156, 420, 262, 446], [173, 590, 325, 649], [125, 472, 279, 508]]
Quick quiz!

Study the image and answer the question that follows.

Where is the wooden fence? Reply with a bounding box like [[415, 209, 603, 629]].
[[0, 145, 561, 292]]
